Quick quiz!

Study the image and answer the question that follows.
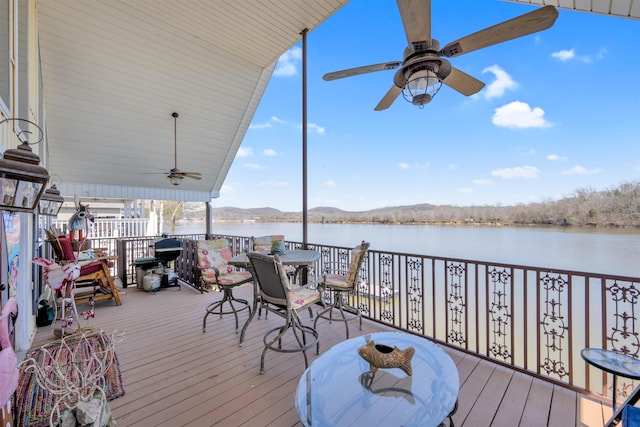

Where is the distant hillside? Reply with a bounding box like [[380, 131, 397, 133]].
[[211, 181, 640, 228]]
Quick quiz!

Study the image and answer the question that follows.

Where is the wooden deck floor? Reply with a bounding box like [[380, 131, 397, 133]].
[[29, 281, 611, 427]]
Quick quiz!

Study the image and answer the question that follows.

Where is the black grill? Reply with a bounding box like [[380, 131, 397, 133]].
[[135, 236, 183, 290], [152, 237, 182, 264]]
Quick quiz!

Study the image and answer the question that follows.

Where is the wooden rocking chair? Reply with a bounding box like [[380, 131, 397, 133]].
[[45, 231, 121, 306]]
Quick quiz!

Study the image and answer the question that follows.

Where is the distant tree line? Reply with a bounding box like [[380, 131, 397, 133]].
[[211, 181, 640, 228]]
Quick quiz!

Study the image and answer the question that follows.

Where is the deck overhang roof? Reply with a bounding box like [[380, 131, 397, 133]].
[[37, 0, 348, 201]]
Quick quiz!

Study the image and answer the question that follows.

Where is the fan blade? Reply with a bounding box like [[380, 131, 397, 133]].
[[397, 0, 431, 47], [442, 67, 485, 96], [440, 5, 558, 58], [323, 62, 401, 81], [375, 85, 402, 111], [183, 173, 202, 180]]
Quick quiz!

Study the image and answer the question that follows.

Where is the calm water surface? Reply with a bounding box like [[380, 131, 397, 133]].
[[175, 222, 639, 277]]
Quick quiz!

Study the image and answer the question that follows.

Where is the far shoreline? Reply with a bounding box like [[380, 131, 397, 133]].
[[207, 218, 640, 231]]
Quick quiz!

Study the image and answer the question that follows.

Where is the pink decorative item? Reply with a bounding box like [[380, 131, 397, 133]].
[[0, 298, 18, 407]]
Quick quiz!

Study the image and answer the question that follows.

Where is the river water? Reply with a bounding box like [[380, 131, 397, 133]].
[[174, 222, 639, 277]]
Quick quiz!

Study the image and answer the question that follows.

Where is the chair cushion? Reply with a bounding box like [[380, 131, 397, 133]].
[[201, 269, 252, 287], [274, 256, 295, 290], [253, 235, 285, 252], [79, 260, 102, 275], [289, 286, 320, 310], [58, 237, 76, 261], [323, 273, 350, 289], [346, 247, 364, 284], [623, 405, 640, 426], [197, 239, 232, 275]]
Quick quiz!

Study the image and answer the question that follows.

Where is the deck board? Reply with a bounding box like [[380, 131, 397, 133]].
[[26, 280, 610, 426], [465, 364, 515, 426], [491, 371, 534, 426]]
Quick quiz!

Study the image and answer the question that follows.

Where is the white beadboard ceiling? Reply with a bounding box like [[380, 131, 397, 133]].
[[36, 0, 637, 202], [36, 0, 348, 201], [505, 0, 639, 19]]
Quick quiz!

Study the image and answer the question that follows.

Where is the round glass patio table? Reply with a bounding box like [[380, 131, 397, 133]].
[[295, 331, 459, 427], [581, 348, 640, 410]]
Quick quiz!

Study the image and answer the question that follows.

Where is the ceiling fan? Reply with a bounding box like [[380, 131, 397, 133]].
[[323, 1, 559, 110], [164, 112, 202, 186]]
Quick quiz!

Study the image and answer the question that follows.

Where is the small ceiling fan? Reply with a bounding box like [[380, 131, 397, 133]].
[[164, 112, 202, 186], [323, 1, 558, 110]]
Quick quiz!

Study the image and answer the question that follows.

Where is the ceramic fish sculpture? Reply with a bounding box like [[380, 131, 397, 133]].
[[358, 341, 415, 376]]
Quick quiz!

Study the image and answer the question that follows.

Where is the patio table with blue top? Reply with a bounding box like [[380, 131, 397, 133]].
[[295, 331, 459, 427], [581, 348, 640, 411]]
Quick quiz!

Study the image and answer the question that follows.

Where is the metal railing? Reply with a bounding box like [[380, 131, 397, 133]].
[[52, 218, 150, 238], [106, 233, 640, 403]]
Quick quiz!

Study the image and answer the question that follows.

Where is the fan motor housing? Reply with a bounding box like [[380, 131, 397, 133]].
[[396, 53, 452, 88]]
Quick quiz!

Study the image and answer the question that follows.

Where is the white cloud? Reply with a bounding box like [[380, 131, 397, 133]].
[[414, 162, 429, 168], [273, 46, 302, 77], [481, 65, 517, 99], [551, 48, 605, 64], [236, 147, 253, 157], [551, 49, 575, 61], [325, 180, 336, 187], [308, 122, 326, 135], [547, 154, 567, 161], [491, 165, 540, 179], [492, 101, 551, 129], [249, 122, 272, 130], [561, 165, 601, 175], [472, 179, 494, 186], [398, 162, 410, 169], [447, 164, 457, 170], [263, 148, 276, 156], [244, 163, 267, 169], [257, 115, 325, 135], [457, 188, 473, 193]]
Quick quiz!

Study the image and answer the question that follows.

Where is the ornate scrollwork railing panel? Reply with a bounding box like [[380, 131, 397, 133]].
[[488, 266, 513, 362], [539, 272, 570, 381], [446, 261, 467, 347]]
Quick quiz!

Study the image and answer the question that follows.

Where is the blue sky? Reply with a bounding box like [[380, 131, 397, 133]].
[[214, 0, 639, 212]]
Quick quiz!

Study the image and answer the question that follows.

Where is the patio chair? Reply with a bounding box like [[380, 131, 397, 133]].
[[46, 234, 121, 307], [246, 251, 320, 374], [253, 235, 297, 279], [197, 239, 253, 333], [314, 241, 369, 352], [252, 235, 286, 252]]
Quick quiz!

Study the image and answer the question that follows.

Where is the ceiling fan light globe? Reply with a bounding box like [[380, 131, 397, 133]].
[[402, 69, 441, 106], [169, 175, 182, 186]]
